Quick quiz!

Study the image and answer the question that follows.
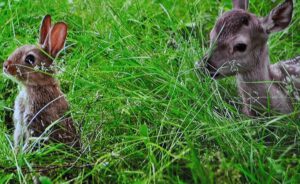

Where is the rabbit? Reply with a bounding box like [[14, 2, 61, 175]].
[[3, 15, 80, 152]]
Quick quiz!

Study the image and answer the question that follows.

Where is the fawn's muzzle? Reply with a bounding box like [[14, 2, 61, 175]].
[[200, 55, 220, 79]]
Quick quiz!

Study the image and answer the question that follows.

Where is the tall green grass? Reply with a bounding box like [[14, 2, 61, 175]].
[[0, 0, 299, 183]]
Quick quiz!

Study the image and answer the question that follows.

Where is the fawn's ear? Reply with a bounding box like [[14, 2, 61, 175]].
[[44, 22, 68, 58], [262, 0, 293, 34], [39, 15, 51, 45], [232, 0, 249, 10]]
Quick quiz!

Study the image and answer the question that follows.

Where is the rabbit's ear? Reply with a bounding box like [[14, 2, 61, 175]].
[[39, 15, 51, 45], [45, 22, 68, 57]]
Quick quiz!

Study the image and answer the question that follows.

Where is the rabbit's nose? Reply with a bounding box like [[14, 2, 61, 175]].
[[3, 61, 9, 69], [3, 60, 12, 70]]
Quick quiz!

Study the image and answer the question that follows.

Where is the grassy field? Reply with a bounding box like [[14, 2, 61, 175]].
[[0, 0, 300, 183]]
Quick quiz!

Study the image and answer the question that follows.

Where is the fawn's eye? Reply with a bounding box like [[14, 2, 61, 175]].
[[234, 43, 247, 52], [25, 54, 35, 65]]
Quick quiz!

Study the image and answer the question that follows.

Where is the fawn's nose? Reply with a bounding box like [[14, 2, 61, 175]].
[[201, 55, 220, 78], [195, 55, 218, 78], [201, 55, 214, 72], [195, 55, 209, 68], [202, 55, 209, 63]]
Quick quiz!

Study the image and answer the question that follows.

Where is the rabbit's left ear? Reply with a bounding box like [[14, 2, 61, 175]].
[[44, 22, 68, 58], [39, 15, 51, 45]]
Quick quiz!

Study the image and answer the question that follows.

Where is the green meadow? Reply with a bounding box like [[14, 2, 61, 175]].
[[0, 0, 299, 183]]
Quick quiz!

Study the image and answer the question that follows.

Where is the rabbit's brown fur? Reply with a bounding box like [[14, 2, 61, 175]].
[[3, 15, 80, 151]]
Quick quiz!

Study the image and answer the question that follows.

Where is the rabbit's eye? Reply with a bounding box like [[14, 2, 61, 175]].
[[25, 55, 35, 65]]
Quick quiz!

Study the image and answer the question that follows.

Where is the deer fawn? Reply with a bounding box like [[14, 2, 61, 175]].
[[196, 0, 300, 116]]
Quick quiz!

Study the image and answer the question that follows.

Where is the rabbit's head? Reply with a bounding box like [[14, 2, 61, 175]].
[[3, 15, 68, 86]]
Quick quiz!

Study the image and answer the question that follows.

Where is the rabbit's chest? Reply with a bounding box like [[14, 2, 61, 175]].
[[14, 89, 52, 137], [13, 89, 30, 141], [14, 90, 28, 126]]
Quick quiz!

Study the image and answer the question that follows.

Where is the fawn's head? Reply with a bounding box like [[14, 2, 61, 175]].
[[203, 0, 293, 78]]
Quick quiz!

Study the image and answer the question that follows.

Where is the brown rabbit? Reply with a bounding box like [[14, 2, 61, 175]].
[[3, 15, 80, 152]]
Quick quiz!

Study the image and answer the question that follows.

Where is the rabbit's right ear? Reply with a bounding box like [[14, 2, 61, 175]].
[[39, 15, 52, 45], [44, 22, 68, 58]]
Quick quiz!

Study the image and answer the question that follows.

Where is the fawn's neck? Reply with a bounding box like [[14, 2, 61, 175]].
[[236, 45, 293, 114], [237, 45, 271, 91]]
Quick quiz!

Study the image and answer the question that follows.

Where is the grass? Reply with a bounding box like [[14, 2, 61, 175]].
[[0, 0, 300, 183]]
